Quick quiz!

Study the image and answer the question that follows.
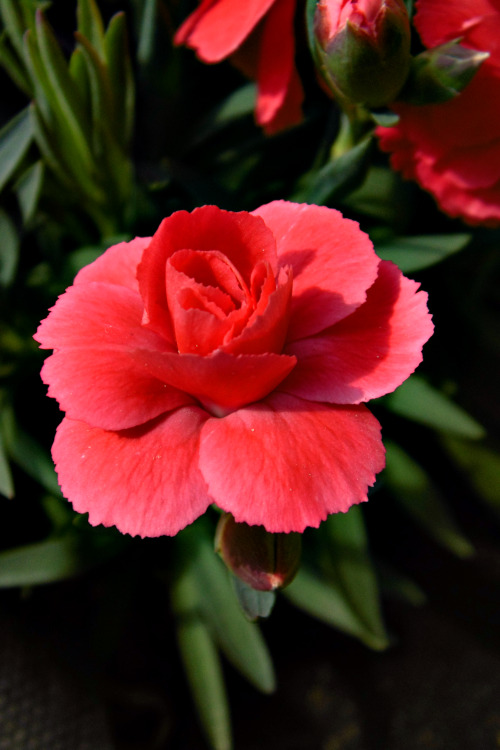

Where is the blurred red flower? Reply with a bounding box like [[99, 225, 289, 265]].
[[377, 0, 500, 226], [35, 202, 432, 537], [174, 0, 304, 134]]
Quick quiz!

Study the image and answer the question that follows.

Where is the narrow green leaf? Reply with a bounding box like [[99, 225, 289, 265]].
[[0, 32, 33, 95], [1, 405, 61, 496], [0, 106, 33, 193], [375, 233, 470, 272], [15, 159, 44, 223], [33, 12, 93, 171], [233, 577, 276, 621], [384, 441, 474, 558], [443, 436, 500, 515], [29, 102, 77, 191], [137, 0, 157, 66], [322, 506, 387, 642], [0, 208, 20, 286], [75, 31, 113, 127], [104, 12, 135, 148], [194, 538, 276, 694], [0, 0, 29, 61], [386, 376, 486, 439], [76, 0, 105, 56], [285, 566, 389, 650], [69, 46, 91, 111], [0, 529, 124, 587], [171, 566, 233, 750], [0, 433, 14, 499], [293, 136, 372, 204]]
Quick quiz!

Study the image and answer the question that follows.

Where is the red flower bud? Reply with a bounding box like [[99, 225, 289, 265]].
[[215, 513, 301, 592], [313, 0, 411, 107]]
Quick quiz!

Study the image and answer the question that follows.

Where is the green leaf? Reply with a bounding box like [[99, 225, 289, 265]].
[[194, 537, 276, 694], [0, 31, 32, 95], [1, 405, 61, 496], [15, 159, 44, 223], [171, 565, 233, 750], [342, 166, 402, 222], [0, 0, 29, 61], [233, 577, 276, 621], [443, 436, 500, 515], [33, 12, 92, 167], [384, 441, 474, 558], [375, 233, 470, 272], [76, 0, 105, 57], [104, 12, 135, 148], [0, 432, 14, 499], [322, 506, 388, 643], [137, 0, 157, 66], [0, 529, 124, 587], [190, 84, 256, 148], [386, 376, 486, 439], [0, 106, 34, 193], [293, 136, 373, 204], [285, 566, 389, 649], [0, 208, 20, 286], [371, 111, 400, 127]]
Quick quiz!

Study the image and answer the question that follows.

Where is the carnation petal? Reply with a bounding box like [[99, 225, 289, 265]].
[[42, 349, 192, 430], [34, 282, 170, 353], [53, 409, 211, 538], [138, 206, 278, 342], [199, 393, 385, 532], [174, 0, 277, 62], [74, 237, 150, 291], [252, 202, 380, 339], [255, 0, 302, 128], [282, 261, 434, 403], [133, 349, 297, 414]]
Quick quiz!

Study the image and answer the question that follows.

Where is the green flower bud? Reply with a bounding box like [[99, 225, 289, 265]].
[[215, 513, 301, 592], [398, 39, 490, 105], [313, 0, 411, 108]]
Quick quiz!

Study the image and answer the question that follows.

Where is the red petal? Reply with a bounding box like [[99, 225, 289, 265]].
[[252, 202, 380, 339], [53, 409, 211, 538], [255, 0, 303, 130], [35, 282, 186, 430], [223, 266, 293, 355], [137, 206, 278, 342], [199, 394, 385, 532], [74, 237, 150, 291], [282, 261, 434, 403], [34, 282, 170, 353], [41, 349, 192, 430], [174, 0, 277, 62], [133, 349, 296, 414]]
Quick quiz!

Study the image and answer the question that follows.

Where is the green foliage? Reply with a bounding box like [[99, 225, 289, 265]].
[[0, 208, 19, 286], [0, 0, 135, 235], [386, 376, 486, 439], [285, 507, 389, 650], [171, 523, 276, 749], [0, 107, 34, 193], [375, 233, 471, 272], [0, 526, 126, 586], [384, 441, 474, 558]]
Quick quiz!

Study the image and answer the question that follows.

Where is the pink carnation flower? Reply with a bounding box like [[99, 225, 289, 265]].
[[376, 0, 500, 226], [174, 0, 304, 134], [35, 202, 433, 537]]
